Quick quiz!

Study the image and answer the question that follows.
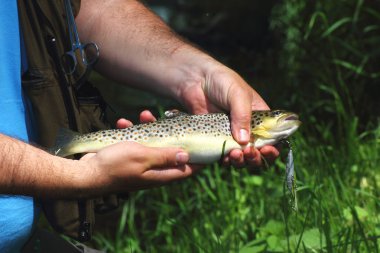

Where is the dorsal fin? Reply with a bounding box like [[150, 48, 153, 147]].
[[55, 128, 80, 146], [164, 109, 188, 118]]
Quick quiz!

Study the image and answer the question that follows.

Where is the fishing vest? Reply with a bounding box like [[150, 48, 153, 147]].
[[18, 0, 122, 242]]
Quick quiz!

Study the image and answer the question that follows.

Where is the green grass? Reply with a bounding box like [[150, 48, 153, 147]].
[[55, 110, 378, 252], [88, 0, 380, 252], [90, 121, 379, 252]]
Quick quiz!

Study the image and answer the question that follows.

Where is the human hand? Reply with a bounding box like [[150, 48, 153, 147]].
[[177, 64, 279, 168], [81, 141, 198, 193], [76, 0, 277, 169], [81, 112, 201, 193], [115, 110, 158, 128]]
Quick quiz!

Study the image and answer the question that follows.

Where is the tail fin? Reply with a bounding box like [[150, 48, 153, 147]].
[[50, 128, 81, 157]]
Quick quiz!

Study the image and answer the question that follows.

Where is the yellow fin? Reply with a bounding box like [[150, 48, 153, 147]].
[[252, 127, 272, 138]]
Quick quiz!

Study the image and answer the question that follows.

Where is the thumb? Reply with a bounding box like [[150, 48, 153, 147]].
[[145, 147, 190, 168], [229, 88, 253, 145], [229, 85, 270, 145]]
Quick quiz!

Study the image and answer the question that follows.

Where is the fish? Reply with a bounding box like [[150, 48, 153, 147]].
[[53, 110, 301, 163]]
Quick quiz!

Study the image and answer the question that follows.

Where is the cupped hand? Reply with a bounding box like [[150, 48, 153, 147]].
[[82, 141, 197, 192], [178, 65, 279, 168], [81, 111, 202, 193]]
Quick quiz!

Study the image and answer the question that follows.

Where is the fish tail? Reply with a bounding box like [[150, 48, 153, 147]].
[[50, 128, 81, 157]]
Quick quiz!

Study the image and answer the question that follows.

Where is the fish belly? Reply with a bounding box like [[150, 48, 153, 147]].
[[61, 134, 244, 164], [139, 135, 242, 164]]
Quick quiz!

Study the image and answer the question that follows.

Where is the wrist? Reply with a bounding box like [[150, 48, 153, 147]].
[[72, 157, 112, 198], [168, 45, 223, 102]]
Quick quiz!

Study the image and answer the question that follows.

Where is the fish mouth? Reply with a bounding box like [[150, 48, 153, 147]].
[[277, 113, 301, 127], [284, 114, 299, 121], [267, 113, 301, 138], [278, 113, 299, 122]]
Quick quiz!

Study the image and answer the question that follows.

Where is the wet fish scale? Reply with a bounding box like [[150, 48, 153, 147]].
[[76, 114, 232, 144]]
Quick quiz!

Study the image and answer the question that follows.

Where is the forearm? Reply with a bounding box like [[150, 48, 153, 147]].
[[76, 0, 220, 99], [0, 134, 92, 198], [75, 0, 277, 169]]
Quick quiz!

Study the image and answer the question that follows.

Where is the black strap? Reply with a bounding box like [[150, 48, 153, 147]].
[[47, 36, 79, 131], [28, 2, 92, 241]]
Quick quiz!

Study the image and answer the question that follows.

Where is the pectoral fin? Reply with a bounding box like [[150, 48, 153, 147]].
[[252, 126, 272, 138]]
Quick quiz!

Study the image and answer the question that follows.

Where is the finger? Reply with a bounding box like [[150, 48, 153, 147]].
[[230, 85, 272, 144], [242, 146, 256, 161], [229, 149, 245, 168], [116, 118, 133, 129], [139, 110, 157, 123], [180, 84, 210, 115], [259, 145, 280, 163], [228, 87, 253, 145], [244, 147, 263, 167], [205, 103, 223, 114], [148, 164, 203, 181], [144, 147, 190, 168], [222, 156, 230, 167]]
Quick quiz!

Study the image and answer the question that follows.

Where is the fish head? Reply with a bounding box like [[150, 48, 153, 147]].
[[251, 110, 301, 147]]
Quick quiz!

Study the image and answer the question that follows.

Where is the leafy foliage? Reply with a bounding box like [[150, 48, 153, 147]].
[[270, 0, 380, 128]]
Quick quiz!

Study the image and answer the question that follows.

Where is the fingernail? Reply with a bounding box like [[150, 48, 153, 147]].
[[239, 129, 249, 142], [176, 152, 189, 165]]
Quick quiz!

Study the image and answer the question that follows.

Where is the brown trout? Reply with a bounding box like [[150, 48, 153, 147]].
[[53, 110, 301, 163]]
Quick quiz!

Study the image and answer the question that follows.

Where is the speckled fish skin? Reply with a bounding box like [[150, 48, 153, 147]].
[[54, 110, 301, 163]]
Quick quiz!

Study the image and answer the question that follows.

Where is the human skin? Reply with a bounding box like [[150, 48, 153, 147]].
[[0, 132, 194, 198], [0, 0, 279, 198], [76, 0, 279, 167]]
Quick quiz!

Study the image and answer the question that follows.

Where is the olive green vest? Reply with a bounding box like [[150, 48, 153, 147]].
[[18, 0, 121, 241]]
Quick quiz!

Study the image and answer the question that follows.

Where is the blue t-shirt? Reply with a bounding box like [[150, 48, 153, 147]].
[[0, 1, 38, 252]]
